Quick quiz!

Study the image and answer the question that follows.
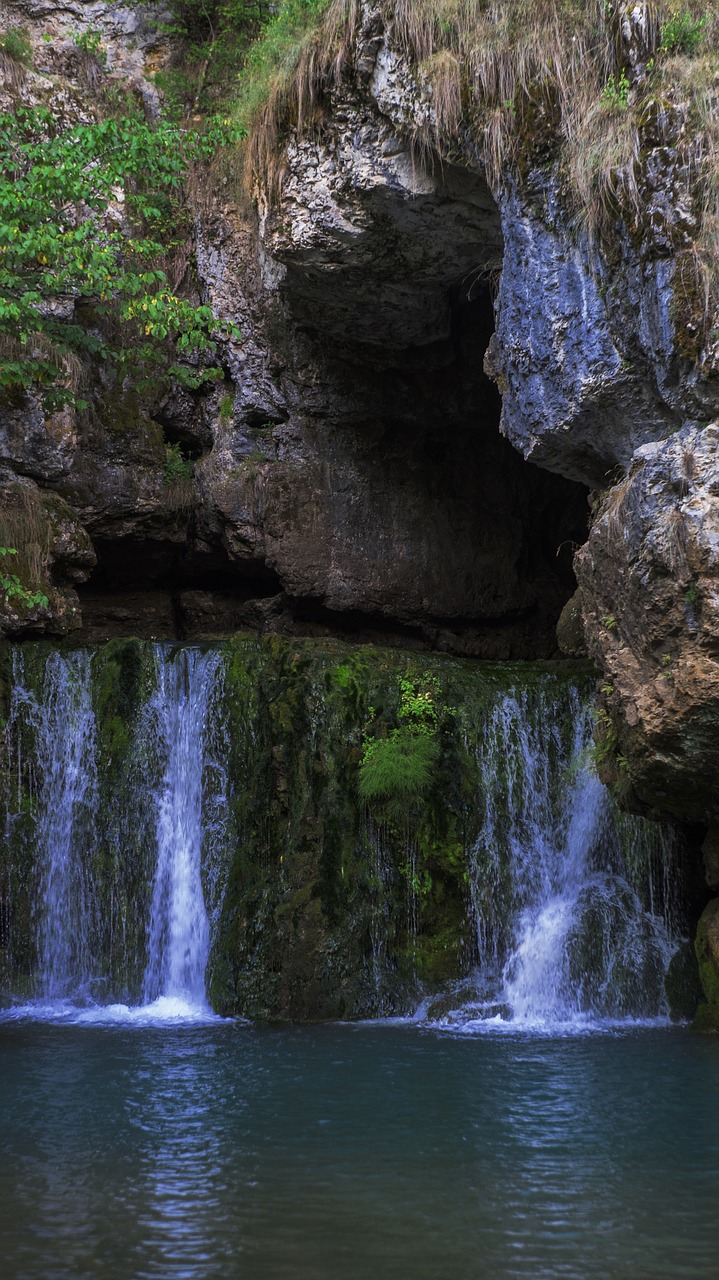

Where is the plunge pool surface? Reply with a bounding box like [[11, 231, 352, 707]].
[[1, 1021, 718, 1279]]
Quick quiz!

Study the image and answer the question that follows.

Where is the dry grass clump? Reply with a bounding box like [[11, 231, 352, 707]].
[[238, 0, 357, 197], [398, 0, 610, 173], [0, 488, 52, 598], [242, 0, 613, 193]]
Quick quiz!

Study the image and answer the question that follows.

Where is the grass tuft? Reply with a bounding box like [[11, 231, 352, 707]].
[[359, 729, 439, 803]]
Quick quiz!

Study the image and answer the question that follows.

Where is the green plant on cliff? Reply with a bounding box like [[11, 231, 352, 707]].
[[359, 730, 440, 804], [660, 9, 707, 55], [145, 0, 278, 117], [600, 70, 629, 110], [234, 0, 333, 129], [0, 26, 33, 67], [0, 549, 48, 611], [0, 108, 242, 409], [163, 442, 195, 484], [359, 674, 452, 808]]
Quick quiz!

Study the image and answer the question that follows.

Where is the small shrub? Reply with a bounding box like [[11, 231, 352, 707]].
[[660, 11, 706, 56], [0, 548, 48, 610], [74, 28, 107, 67], [219, 393, 234, 419], [359, 673, 453, 809], [0, 26, 33, 67], [163, 442, 194, 484], [601, 70, 629, 110]]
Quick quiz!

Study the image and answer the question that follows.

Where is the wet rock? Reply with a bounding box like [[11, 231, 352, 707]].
[[694, 898, 719, 1032], [576, 425, 719, 825], [556, 590, 587, 658], [664, 939, 703, 1023], [702, 828, 719, 891]]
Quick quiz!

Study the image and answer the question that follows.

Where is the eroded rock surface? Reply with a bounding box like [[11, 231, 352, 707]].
[[1, 0, 718, 852], [576, 425, 719, 824], [1, 0, 587, 654]]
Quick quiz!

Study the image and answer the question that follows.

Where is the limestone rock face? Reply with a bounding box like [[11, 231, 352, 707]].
[[694, 897, 719, 1031], [0, 473, 96, 636], [486, 186, 687, 488], [576, 425, 719, 823], [1, 0, 587, 651], [3, 0, 719, 831]]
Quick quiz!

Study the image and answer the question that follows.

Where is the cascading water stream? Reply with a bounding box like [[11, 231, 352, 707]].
[[141, 648, 223, 1016], [5, 650, 98, 1002], [2, 646, 226, 1023], [456, 683, 682, 1030]]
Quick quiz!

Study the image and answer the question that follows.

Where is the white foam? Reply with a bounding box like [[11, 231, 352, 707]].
[[424, 1012, 674, 1038], [0, 996, 224, 1028]]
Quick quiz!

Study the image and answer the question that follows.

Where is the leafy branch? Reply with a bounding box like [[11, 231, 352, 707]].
[[0, 108, 243, 407]]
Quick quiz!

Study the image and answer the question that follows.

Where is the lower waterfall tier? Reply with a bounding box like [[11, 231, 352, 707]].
[[0, 638, 706, 1026]]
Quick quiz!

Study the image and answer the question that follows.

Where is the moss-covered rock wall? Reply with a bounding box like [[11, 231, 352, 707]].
[[0, 635, 703, 1021]]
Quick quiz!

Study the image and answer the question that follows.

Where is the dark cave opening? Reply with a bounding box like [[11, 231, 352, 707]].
[[75, 158, 589, 653]]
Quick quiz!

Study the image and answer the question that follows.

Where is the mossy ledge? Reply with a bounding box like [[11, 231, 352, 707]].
[[1, 636, 702, 1021]]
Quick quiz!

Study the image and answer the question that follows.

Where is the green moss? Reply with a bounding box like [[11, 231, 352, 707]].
[[692, 1001, 719, 1032]]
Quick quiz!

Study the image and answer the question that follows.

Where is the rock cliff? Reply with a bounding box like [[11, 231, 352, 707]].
[[2, 1, 719, 918], [0, 0, 587, 656]]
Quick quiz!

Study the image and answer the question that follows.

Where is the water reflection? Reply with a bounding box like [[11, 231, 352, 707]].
[[0, 1025, 718, 1279]]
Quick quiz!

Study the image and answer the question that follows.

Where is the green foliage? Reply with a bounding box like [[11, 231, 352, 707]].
[[601, 70, 629, 110], [590, 706, 628, 783], [147, 0, 274, 116], [0, 26, 33, 66], [233, 0, 333, 128], [0, 548, 48, 610], [660, 10, 707, 56], [163, 442, 194, 483], [359, 674, 453, 807], [73, 28, 107, 68], [396, 675, 445, 732], [156, 0, 270, 43], [0, 108, 243, 408], [359, 730, 440, 803], [685, 580, 701, 606], [219, 393, 235, 418]]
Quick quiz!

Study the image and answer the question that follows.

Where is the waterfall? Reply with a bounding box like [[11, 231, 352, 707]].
[[5, 650, 98, 1001], [2, 645, 225, 1022], [459, 682, 681, 1029], [1, 646, 686, 1029], [141, 649, 223, 1015]]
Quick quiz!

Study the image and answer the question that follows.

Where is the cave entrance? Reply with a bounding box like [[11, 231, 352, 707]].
[[75, 157, 588, 655], [271, 156, 589, 658]]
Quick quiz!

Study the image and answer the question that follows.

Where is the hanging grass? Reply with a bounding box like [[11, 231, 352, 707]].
[[358, 728, 440, 803]]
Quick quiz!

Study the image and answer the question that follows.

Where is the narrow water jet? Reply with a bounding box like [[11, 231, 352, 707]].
[[141, 648, 223, 1015], [5, 650, 98, 1001]]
